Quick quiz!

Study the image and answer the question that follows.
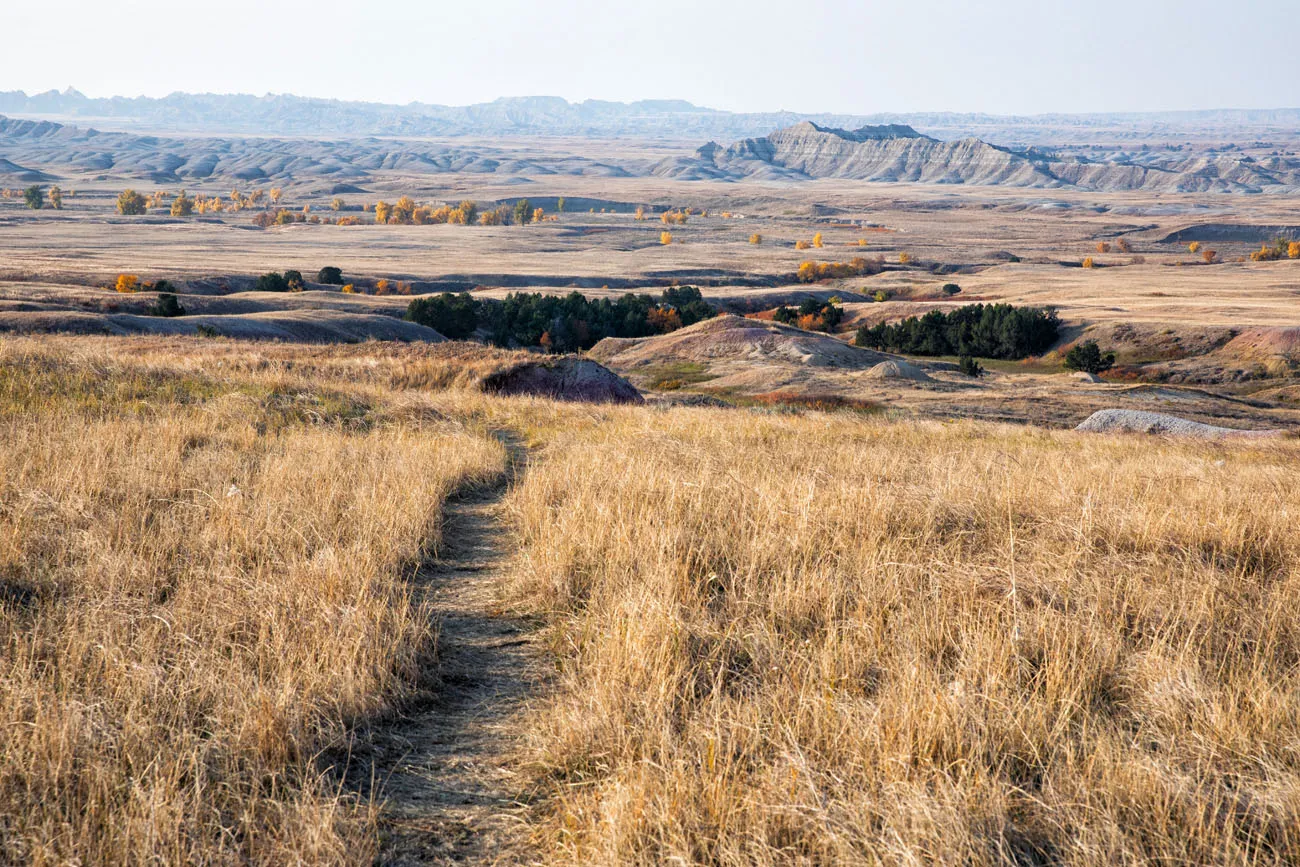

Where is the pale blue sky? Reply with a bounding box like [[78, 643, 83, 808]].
[[5, 0, 1296, 114]]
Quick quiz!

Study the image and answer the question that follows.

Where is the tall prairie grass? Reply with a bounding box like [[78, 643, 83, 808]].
[[0, 340, 506, 865], [507, 409, 1300, 864], [6, 334, 1300, 865]]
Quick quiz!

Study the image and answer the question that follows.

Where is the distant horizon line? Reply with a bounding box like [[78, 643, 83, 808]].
[[4, 86, 1299, 121]]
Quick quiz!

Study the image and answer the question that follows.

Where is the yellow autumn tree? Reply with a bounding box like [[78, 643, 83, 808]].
[[269, 188, 282, 205], [660, 231, 672, 245], [813, 232, 824, 248], [374, 201, 391, 224], [170, 190, 194, 217], [115, 274, 140, 293], [749, 234, 762, 245], [795, 240, 811, 250], [391, 196, 416, 225], [1188, 241, 1201, 254], [1289, 241, 1300, 259], [898, 252, 912, 264]]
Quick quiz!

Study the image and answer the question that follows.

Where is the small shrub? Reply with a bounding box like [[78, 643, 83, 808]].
[[795, 240, 811, 250], [1188, 241, 1201, 254], [1082, 257, 1095, 269], [959, 355, 984, 377], [812, 232, 824, 248], [1096, 241, 1111, 253], [749, 234, 762, 245], [898, 252, 912, 265], [254, 272, 290, 293], [170, 190, 194, 217], [1202, 249, 1218, 264], [873, 289, 889, 303], [284, 270, 304, 291], [195, 324, 219, 338], [660, 231, 672, 245], [147, 293, 186, 317], [341, 284, 357, 294], [1063, 340, 1116, 374], [1250, 238, 1292, 262]]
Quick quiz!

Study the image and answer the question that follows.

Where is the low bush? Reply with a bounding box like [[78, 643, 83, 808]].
[[147, 293, 186, 317], [1063, 340, 1115, 374], [959, 355, 984, 377], [255, 272, 291, 293]]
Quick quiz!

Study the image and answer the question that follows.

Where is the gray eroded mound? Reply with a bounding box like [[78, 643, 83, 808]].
[[1076, 409, 1286, 439], [864, 360, 933, 382], [480, 357, 643, 404]]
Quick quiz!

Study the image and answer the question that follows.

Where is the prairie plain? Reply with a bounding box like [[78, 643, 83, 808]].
[[4, 111, 1300, 866]]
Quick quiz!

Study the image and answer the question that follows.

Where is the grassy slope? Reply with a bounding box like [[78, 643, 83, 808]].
[[506, 408, 1300, 864], [4, 334, 1300, 865], [0, 340, 506, 865]]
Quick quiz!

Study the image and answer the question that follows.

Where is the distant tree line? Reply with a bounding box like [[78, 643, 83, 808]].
[[854, 304, 1060, 359], [406, 287, 716, 352]]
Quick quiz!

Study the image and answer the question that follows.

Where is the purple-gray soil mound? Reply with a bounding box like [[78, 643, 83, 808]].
[[481, 357, 643, 404]]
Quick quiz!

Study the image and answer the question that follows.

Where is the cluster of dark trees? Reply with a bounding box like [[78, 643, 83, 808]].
[[254, 270, 305, 292], [854, 304, 1060, 359], [406, 286, 715, 351], [772, 298, 844, 333]]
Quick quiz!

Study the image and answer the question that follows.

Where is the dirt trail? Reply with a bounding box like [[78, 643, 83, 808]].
[[345, 455, 542, 865]]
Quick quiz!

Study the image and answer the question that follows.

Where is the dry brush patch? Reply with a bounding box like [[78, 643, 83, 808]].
[[0, 342, 506, 865], [506, 410, 1300, 864]]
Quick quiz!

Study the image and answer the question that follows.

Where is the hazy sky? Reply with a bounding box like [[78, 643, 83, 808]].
[[5, 0, 1297, 115]]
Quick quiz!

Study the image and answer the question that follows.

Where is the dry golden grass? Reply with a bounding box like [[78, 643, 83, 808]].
[[507, 409, 1300, 864], [0, 339, 506, 865], [6, 333, 1300, 865]]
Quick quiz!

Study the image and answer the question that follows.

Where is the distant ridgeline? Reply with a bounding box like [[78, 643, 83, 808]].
[[650, 121, 1300, 192], [3, 88, 1300, 143], [3, 92, 1300, 191]]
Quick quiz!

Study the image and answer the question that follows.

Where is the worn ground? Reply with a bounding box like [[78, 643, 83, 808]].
[[341, 446, 542, 866]]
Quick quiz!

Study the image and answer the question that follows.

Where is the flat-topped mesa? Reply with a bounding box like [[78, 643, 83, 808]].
[[782, 120, 934, 142]]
